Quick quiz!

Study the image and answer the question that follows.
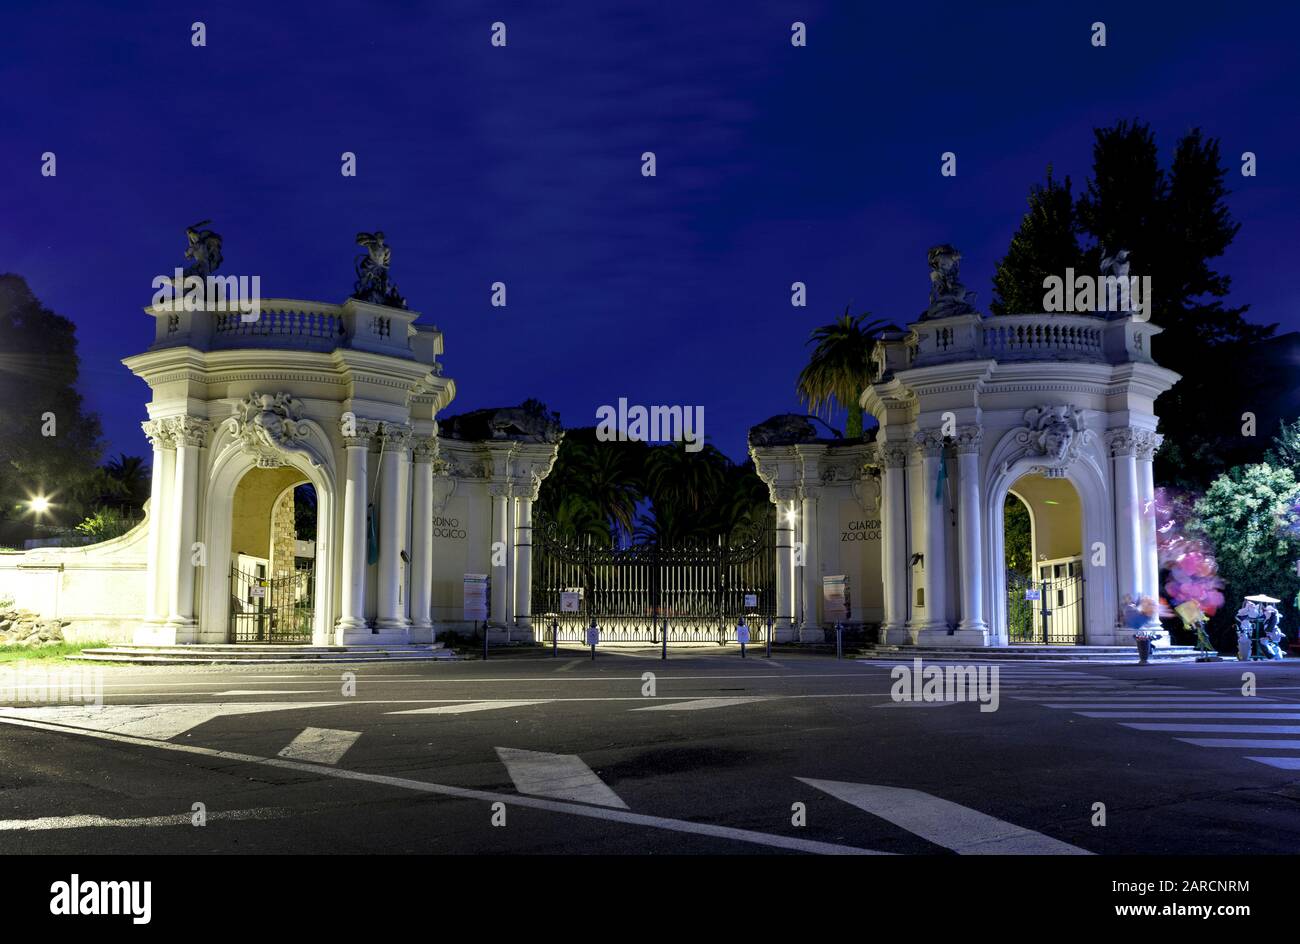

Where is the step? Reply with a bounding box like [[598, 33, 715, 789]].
[[861, 645, 1204, 663], [68, 643, 460, 665]]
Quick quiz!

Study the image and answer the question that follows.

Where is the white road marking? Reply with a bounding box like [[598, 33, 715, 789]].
[[798, 778, 1090, 855], [1037, 701, 1254, 709], [1178, 738, 1300, 749], [277, 727, 361, 765], [213, 690, 331, 696], [1122, 723, 1300, 734], [1079, 712, 1300, 720], [0, 715, 880, 855], [0, 703, 333, 741], [872, 700, 961, 708], [631, 696, 772, 712], [496, 747, 628, 808], [388, 700, 551, 715], [0, 808, 297, 831], [1246, 756, 1300, 769]]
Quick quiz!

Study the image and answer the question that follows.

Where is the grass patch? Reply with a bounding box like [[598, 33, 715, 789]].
[[0, 641, 111, 663]]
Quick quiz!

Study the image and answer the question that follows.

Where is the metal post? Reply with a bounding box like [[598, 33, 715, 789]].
[[766, 615, 772, 659], [836, 622, 843, 660], [552, 617, 558, 658], [482, 620, 488, 661], [661, 618, 667, 661]]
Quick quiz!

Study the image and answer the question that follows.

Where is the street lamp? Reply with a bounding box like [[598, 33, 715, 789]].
[[25, 495, 52, 517]]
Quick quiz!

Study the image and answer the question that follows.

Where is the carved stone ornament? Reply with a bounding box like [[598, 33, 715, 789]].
[[227, 392, 318, 468], [431, 472, 456, 514], [852, 474, 882, 515], [1002, 405, 1093, 474]]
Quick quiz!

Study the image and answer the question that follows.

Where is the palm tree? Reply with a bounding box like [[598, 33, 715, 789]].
[[796, 307, 896, 438]]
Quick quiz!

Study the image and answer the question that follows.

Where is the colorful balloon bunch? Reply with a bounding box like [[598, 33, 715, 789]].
[[1154, 487, 1225, 616]]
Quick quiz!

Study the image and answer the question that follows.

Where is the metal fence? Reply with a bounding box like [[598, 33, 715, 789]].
[[229, 565, 315, 643], [532, 512, 775, 644]]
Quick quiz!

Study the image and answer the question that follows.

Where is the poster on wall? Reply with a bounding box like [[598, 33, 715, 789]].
[[463, 573, 489, 621], [823, 575, 850, 622]]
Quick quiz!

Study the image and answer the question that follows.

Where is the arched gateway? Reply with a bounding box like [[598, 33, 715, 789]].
[[750, 298, 1180, 649], [125, 296, 560, 647]]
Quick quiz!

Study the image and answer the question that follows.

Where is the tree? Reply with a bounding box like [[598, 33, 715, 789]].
[[1188, 463, 1300, 630], [1003, 494, 1033, 575], [0, 275, 103, 541], [796, 308, 894, 438], [1267, 417, 1300, 472], [990, 168, 1083, 315]]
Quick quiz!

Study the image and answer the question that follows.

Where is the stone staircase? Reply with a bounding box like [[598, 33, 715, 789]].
[[68, 643, 461, 665], [859, 644, 1208, 663]]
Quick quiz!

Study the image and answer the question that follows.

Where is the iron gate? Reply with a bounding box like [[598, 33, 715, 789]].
[[532, 512, 775, 644], [229, 565, 315, 643], [1006, 564, 1084, 644]]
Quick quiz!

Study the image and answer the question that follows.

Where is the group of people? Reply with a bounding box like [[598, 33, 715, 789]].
[[1236, 597, 1287, 661]]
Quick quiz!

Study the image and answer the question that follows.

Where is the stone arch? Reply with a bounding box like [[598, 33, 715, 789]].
[[199, 419, 338, 644], [983, 429, 1116, 646]]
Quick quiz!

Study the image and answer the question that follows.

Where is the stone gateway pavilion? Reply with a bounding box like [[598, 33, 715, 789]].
[[0, 242, 1178, 653]]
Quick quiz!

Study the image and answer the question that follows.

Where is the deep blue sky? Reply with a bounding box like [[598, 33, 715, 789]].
[[3, 1, 1296, 462]]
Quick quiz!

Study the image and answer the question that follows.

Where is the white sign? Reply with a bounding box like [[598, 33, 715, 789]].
[[743, 593, 758, 608], [736, 624, 750, 645], [249, 586, 265, 599], [1024, 588, 1041, 601], [586, 625, 600, 647], [823, 575, 850, 622], [560, 591, 581, 613], [463, 573, 489, 621]]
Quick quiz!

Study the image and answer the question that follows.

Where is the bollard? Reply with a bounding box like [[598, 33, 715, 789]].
[[766, 615, 772, 659], [482, 621, 488, 661], [661, 618, 668, 661], [836, 622, 843, 660], [552, 618, 559, 658]]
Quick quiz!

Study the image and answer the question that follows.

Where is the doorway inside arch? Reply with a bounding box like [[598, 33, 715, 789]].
[[1004, 473, 1084, 644], [228, 468, 318, 643]]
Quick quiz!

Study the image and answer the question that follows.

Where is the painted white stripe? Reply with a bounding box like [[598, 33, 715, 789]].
[[1079, 712, 1300, 720], [496, 747, 628, 808], [0, 703, 332, 741], [631, 697, 771, 712], [389, 700, 551, 715], [277, 727, 360, 765], [0, 717, 880, 855], [1122, 723, 1300, 734], [1038, 702, 1253, 709], [0, 807, 296, 831], [872, 700, 961, 708], [1246, 756, 1300, 770], [1178, 738, 1300, 749], [213, 690, 331, 696], [798, 778, 1090, 855]]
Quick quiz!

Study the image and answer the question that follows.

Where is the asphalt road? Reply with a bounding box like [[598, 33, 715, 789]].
[[2, 648, 1299, 855]]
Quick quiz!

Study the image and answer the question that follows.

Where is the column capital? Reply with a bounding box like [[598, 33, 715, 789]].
[[954, 425, 982, 455], [142, 418, 174, 448], [411, 436, 439, 463], [1104, 426, 1140, 457], [1135, 430, 1163, 461], [379, 422, 414, 453], [340, 416, 381, 448], [913, 428, 945, 458], [878, 441, 910, 469], [163, 415, 210, 448], [488, 483, 512, 499]]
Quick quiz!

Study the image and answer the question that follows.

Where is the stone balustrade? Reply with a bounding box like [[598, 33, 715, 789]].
[[901, 312, 1162, 370]]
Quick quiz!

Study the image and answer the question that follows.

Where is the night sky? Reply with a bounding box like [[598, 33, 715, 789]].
[[3, 2, 1296, 462]]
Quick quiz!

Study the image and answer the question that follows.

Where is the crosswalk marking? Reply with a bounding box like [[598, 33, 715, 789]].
[[631, 697, 771, 712], [1178, 738, 1300, 749], [388, 701, 550, 715], [277, 727, 360, 765], [1246, 756, 1300, 770], [495, 747, 628, 808], [0, 703, 332, 741], [1079, 712, 1300, 720], [1122, 722, 1300, 734], [798, 778, 1091, 855]]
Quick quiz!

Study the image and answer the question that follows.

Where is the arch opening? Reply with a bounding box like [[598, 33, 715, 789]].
[[1002, 473, 1084, 644]]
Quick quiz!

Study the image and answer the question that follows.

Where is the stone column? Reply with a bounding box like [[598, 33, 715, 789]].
[[878, 442, 910, 645], [141, 420, 172, 625], [408, 438, 436, 643], [774, 489, 797, 642], [165, 417, 207, 639], [375, 423, 412, 636], [798, 486, 822, 642], [489, 483, 511, 628], [1136, 431, 1164, 630], [337, 419, 374, 640], [513, 479, 537, 640], [914, 429, 950, 641], [1106, 427, 1143, 620], [955, 426, 987, 642]]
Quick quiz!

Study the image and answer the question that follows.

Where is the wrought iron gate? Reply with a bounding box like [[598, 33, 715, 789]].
[[1006, 562, 1084, 644], [229, 565, 315, 643], [532, 513, 775, 644]]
